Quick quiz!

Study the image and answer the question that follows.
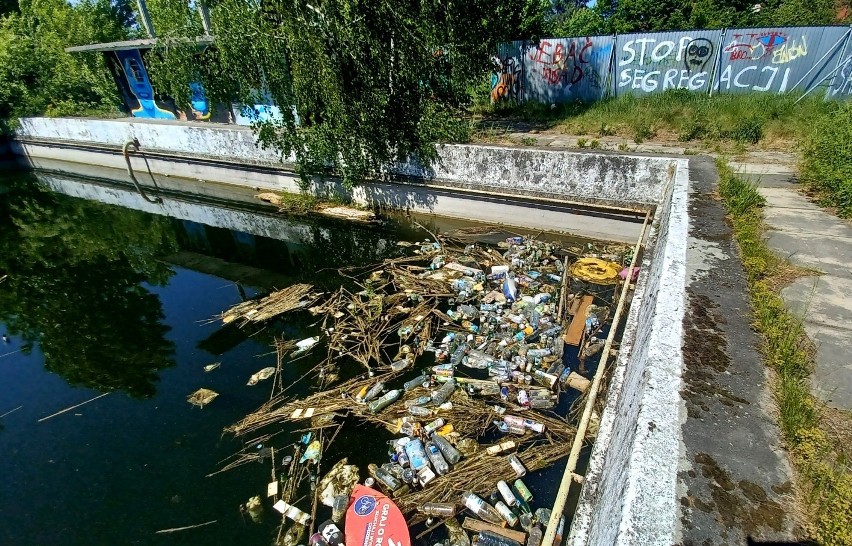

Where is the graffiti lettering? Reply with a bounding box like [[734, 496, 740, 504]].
[[618, 68, 706, 92], [771, 36, 807, 65], [529, 38, 594, 87], [716, 64, 790, 93], [619, 36, 701, 66], [829, 56, 852, 97], [491, 55, 522, 103], [725, 31, 787, 61]]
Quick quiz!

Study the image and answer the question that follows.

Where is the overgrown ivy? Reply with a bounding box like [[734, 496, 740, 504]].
[[145, 0, 548, 188]]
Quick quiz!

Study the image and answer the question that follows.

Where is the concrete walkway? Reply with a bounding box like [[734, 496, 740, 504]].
[[738, 166, 852, 410]]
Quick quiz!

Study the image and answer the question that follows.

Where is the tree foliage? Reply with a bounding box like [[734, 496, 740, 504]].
[[146, 0, 548, 188], [0, 0, 132, 128], [546, 0, 839, 37]]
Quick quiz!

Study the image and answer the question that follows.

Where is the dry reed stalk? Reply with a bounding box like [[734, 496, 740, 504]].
[[220, 284, 320, 326]]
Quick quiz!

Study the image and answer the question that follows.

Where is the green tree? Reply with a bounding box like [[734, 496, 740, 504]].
[[0, 0, 132, 129], [0, 176, 179, 397], [145, 0, 549, 188]]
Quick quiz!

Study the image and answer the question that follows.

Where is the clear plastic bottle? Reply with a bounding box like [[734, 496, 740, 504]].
[[404, 439, 430, 471], [431, 378, 456, 405], [450, 343, 468, 366], [526, 525, 542, 546], [473, 530, 522, 546], [430, 432, 462, 464], [403, 374, 430, 391], [368, 463, 403, 491], [408, 405, 432, 417], [507, 454, 527, 477], [362, 381, 385, 403], [404, 395, 432, 408], [368, 389, 401, 414], [426, 442, 450, 475], [391, 358, 411, 372], [419, 502, 457, 517], [460, 492, 503, 526]]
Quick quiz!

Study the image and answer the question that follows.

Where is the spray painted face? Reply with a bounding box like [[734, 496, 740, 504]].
[[685, 38, 713, 73]]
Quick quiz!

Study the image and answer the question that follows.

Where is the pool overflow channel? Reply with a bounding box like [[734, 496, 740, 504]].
[[202, 215, 649, 546]]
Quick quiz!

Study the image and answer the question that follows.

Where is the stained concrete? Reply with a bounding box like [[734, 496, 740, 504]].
[[744, 172, 852, 410], [677, 156, 797, 545]]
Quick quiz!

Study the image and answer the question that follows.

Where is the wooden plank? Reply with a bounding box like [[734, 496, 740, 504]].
[[563, 295, 594, 346], [462, 518, 526, 543]]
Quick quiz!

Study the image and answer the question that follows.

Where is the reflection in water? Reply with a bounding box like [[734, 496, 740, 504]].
[[0, 176, 178, 397]]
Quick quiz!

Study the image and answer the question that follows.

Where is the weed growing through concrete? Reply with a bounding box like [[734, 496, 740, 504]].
[[718, 159, 852, 546]]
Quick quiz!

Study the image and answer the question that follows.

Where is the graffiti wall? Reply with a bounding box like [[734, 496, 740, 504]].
[[491, 41, 525, 103], [494, 25, 852, 105], [715, 26, 851, 94], [524, 36, 614, 103], [614, 30, 722, 96]]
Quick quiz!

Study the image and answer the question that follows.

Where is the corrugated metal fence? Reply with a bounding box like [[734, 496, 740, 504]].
[[493, 25, 852, 104]]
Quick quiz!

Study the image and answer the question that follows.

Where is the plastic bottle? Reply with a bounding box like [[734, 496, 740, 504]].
[[460, 492, 503, 526], [526, 525, 543, 546], [368, 389, 401, 414], [473, 531, 522, 546], [495, 501, 519, 527], [382, 463, 406, 480], [431, 378, 456, 405], [408, 405, 433, 417], [426, 442, 450, 475], [424, 418, 445, 435], [403, 373, 430, 391], [507, 454, 526, 477], [405, 395, 432, 408], [404, 439, 430, 471], [368, 463, 403, 491], [450, 343, 468, 366], [462, 349, 494, 369], [355, 385, 370, 403], [362, 381, 385, 403], [391, 358, 410, 372], [418, 502, 457, 517], [274, 500, 311, 525], [430, 432, 462, 464], [497, 480, 519, 507]]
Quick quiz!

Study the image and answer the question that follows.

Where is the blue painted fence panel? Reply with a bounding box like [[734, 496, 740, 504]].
[[714, 26, 851, 94], [826, 39, 852, 100], [614, 29, 723, 96], [522, 36, 614, 104], [491, 41, 526, 103]]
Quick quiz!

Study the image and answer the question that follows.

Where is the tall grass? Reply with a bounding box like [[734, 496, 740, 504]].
[[800, 101, 852, 218], [479, 90, 832, 148], [718, 160, 852, 546]]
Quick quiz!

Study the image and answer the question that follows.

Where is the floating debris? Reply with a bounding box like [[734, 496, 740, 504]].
[[220, 284, 320, 326], [317, 458, 360, 507], [187, 388, 219, 408], [203, 362, 221, 372], [317, 205, 376, 223], [247, 367, 276, 386]]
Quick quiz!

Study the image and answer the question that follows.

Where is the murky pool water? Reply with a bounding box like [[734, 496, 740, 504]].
[[0, 170, 594, 546]]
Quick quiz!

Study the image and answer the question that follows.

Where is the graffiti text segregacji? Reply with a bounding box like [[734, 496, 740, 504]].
[[617, 35, 715, 93]]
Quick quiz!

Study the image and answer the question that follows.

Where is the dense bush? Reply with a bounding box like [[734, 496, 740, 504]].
[[800, 102, 852, 217], [0, 0, 133, 132]]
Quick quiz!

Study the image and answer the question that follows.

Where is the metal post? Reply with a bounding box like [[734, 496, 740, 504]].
[[135, 0, 156, 38], [197, 2, 213, 35], [796, 55, 852, 104], [708, 28, 725, 97], [604, 34, 617, 100]]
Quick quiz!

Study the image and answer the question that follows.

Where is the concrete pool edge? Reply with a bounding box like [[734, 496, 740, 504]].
[[10, 116, 696, 545], [568, 159, 688, 546]]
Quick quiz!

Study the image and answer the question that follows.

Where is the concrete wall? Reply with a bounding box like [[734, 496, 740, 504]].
[[569, 159, 688, 545], [14, 117, 673, 207]]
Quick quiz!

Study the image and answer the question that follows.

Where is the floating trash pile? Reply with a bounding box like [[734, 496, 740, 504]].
[[207, 230, 634, 546]]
